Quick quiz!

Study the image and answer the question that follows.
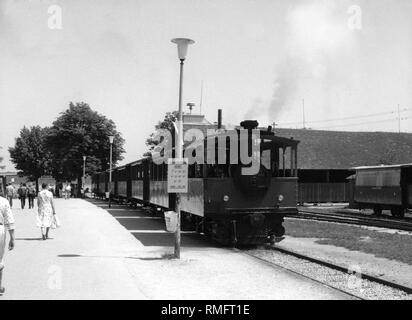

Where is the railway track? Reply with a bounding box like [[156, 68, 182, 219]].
[[240, 245, 412, 300], [291, 209, 412, 232]]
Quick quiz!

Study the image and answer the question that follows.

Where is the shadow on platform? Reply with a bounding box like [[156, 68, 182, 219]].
[[85, 198, 214, 248], [57, 253, 176, 260]]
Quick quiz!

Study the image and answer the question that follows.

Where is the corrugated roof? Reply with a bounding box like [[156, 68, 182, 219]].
[[274, 128, 412, 170]]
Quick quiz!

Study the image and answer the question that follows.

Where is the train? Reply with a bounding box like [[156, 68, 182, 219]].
[[92, 119, 300, 245], [352, 164, 412, 218]]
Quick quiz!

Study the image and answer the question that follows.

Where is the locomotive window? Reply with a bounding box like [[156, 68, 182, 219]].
[[261, 149, 271, 170]]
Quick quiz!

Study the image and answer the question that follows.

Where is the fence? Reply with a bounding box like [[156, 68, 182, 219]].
[[298, 182, 353, 204]]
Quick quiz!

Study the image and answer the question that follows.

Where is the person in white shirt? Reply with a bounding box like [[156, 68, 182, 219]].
[[5, 184, 15, 208], [64, 184, 72, 200], [0, 195, 15, 295]]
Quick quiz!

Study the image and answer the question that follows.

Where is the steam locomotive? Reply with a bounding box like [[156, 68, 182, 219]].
[[92, 119, 299, 245]]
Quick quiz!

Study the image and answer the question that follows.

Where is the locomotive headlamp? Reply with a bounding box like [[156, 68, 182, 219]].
[[278, 194, 284, 202], [223, 195, 230, 202]]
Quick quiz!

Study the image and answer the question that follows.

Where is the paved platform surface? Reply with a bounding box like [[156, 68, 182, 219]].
[[1, 198, 353, 300]]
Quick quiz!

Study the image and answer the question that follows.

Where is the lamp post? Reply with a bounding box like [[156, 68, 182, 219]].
[[108, 135, 114, 208], [171, 38, 195, 259], [83, 156, 86, 198]]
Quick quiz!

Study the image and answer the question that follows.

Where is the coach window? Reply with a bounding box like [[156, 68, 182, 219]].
[[195, 164, 203, 178], [150, 163, 154, 181], [160, 163, 164, 181]]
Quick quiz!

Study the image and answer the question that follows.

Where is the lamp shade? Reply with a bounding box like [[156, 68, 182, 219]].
[[171, 38, 195, 60], [108, 135, 115, 144]]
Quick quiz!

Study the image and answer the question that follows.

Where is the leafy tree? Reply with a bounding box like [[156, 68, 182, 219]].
[[8, 126, 52, 190], [145, 110, 178, 157], [46, 102, 125, 192], [0, 147, 5, 170]]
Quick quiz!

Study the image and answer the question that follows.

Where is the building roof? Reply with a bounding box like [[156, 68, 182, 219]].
[[0, 171, 18, 176], [183, 114, 213, 126], [274, 128, 412, 170], [352, 163, 412, 170]]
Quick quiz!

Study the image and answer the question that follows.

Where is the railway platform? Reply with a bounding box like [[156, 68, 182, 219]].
[[1, 198, 354, 300]]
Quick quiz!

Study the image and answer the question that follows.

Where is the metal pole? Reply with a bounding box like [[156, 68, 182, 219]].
[[109, 143, 113, 208], [83, 156, 86, 198], [302, 99, 306, 129], [175, 59, 184, 259]]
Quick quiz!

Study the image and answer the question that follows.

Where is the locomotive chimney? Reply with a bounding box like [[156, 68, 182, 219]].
[[217, 109, 222, 129]]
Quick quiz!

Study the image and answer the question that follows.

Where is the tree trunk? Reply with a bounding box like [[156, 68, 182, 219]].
[[36, 178, 39, 193]]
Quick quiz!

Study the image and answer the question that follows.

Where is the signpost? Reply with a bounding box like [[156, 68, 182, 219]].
[[167, 158, 188, 258], [167, 158, 188, 194]]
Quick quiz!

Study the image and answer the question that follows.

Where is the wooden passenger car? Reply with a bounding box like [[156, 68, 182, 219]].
[[353, 164, 412, 217]]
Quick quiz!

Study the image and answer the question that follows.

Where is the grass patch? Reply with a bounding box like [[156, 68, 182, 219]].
[[284, 219, 412, 265]]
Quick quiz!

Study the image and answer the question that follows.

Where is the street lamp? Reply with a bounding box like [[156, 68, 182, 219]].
[[108, 135, 114, 208], [171, 37, 195, 259], [83, 156, 86, 198]]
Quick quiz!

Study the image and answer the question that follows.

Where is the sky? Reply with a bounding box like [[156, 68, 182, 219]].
[[0, 0, 411, 171]]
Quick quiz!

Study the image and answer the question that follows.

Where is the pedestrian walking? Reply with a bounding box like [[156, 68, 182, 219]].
[[64, 184, 71, 200], [5, 184, 15, 208], [37, 183, 57, 240], [27, 183, 36, 209], [0, 195, 15, 295], [18, 183, 28, 210]]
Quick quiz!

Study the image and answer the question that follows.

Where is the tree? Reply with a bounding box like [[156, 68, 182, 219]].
[[145, 110, 178, 156], [9, 126, 52, 190], [0, 147, 5, 170], [46, 102, 125, 193]]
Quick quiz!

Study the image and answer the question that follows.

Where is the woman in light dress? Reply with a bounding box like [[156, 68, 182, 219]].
[[37, 183, 56, 240]]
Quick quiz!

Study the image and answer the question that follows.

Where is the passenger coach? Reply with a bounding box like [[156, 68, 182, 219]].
[[353, 164, 412, 218]]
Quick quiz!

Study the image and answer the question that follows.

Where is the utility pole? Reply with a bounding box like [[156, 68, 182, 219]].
[[108, 136, 114, 208], [398, 104, 401, 134], [200, 81, 204, 115], [83, 156, 86, 197], [302, 99, 306, 129]]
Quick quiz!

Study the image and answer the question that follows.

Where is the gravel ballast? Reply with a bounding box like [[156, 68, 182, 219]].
[[247, 248, 412, 300]]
